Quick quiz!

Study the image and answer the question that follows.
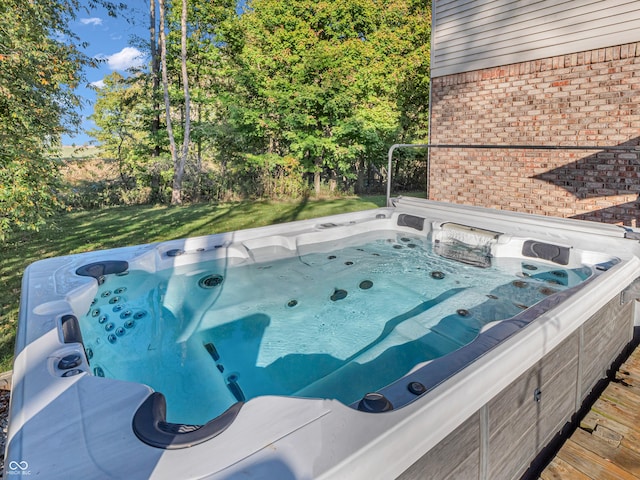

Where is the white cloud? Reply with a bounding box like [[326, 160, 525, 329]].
[[80, 17, 103, 26], [105, 47, 146, 71], [90, 79, 105, 89]]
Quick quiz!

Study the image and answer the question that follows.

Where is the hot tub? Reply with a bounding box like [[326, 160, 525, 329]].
[[6, 197, 640, 479]]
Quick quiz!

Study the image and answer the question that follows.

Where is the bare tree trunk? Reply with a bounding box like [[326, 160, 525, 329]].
[[149, 0, 161, 202], [196, 104, 202, 202], [158, 0, 179, 203], [313, 158, 321, 196], [171, 0, 191, 205], [329, 169, 337, 193], [355, 157, 365, 194], [149, 0, 160, 156]]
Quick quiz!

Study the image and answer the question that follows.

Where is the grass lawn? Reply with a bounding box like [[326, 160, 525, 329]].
[[0, 195, 387, 371], [56, 144, 103, 159]]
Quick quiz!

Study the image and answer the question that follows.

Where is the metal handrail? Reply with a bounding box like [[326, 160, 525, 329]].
[[386, 143, 640, 207]]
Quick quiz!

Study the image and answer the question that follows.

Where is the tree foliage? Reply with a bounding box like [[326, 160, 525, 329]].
[[229, 0, 430, 193], [0, 0, 124, 239], [2, 0, 430, 235], [86, 0, 430, 203], [90, 73, 143, 182]]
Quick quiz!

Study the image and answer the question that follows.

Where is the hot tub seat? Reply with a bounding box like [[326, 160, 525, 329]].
[[133, 393, 243, 449]]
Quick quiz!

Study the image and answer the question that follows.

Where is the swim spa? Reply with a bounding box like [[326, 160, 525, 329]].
[[7, 197, 640, 479]]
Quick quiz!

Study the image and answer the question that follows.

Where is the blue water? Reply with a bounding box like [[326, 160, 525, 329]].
[[80, 232, 592, 424]]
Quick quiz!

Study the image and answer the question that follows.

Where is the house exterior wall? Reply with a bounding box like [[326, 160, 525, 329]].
[[429, 41, 640, 225], [432, 0, 640, 77]]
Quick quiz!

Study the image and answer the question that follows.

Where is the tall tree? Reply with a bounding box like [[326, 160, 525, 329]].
[[1, 1, 79, 238], [157, 0, 192, 205], [158, 0, 181, 204], [149, 0, 161, 158], [183, 0, 236, 184], [0, 0, 124, 239], [175, 0, 192, 205], [89, 72, 149, 185]]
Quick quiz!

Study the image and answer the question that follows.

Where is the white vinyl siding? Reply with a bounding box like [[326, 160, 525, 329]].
[[432, 0, 640, 77]]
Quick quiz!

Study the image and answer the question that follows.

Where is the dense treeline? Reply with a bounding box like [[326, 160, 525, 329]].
[[0, 0, 430, 237], [89, 0, 431, 206]]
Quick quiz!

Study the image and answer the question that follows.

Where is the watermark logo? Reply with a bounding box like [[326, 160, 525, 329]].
[[7, 460, 31, 476]]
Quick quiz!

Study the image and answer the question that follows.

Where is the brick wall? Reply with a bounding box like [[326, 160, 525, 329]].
[[429, 42, 640, 225]]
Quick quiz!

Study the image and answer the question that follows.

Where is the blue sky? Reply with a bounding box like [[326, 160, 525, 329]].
[[62, 3, 149, 145]]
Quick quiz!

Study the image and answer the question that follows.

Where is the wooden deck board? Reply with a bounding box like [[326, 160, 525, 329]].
[[540, 457, 592, 480], [580, 411, 640, 455], [590, 395, 640, 435], [570, 428, 640, 477], [623, 347, 640, 363], [540, 342, 640, 480], [618, 364, 640, 382], [615, 371, 640, 394], [556, 438, 638, 480], [600, 381, 640, 411]]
